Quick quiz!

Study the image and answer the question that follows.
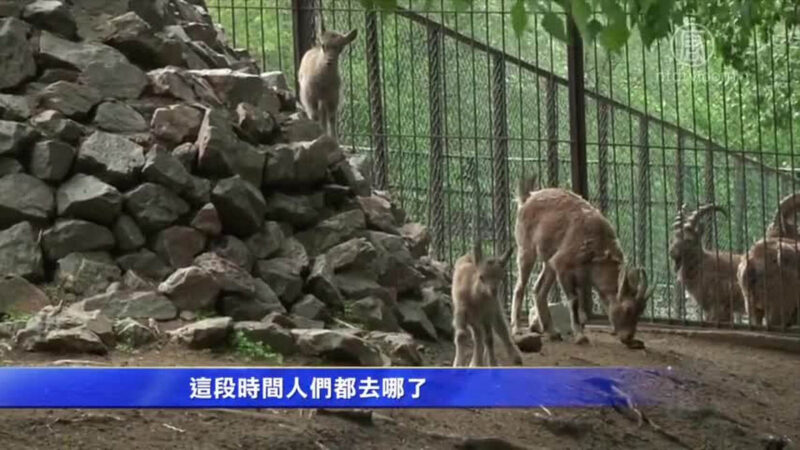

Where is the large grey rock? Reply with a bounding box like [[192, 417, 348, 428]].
[[29, 110, 84, 144], [172, 142, 197, 171], [235, 102, 275, 144], [0, 173, 54, 228], [334, 272, 397, 306], [146, 67, 221, 106], [102, 12, 184, 69], [168, 316, 232, 349], [219, 278, 285, 321], [124, 182, 190, 232], [37, 29, 137, 78], [56, 174, 122, 225], [36, 81, 101, 119], [397, 301, 438, 341], [421, 288, 454, 339], [295, 209, 366, 256], [55, 251, 121, 296], [190, 202, 222, 237], [279, 114, 323, 143], [185, 175, 211, 207], [0, 275, 49, 315], [255, 258, 303, 306], [31, 327, 108, 354], [357, 195, 398, 233], [209, 235, 253, 272], [0, 18, 36, 90], [0, 157, 22, 176], [0, 94, 32, 121], [306, 256, 343, 308], [0, 120, 37, 156], [195, 108, 265, 187], [150, 104, 203, 144], [15, 304, 114, 353], [22, 0, 77, 39], [211, 175, 266, 237], [76, 131, 145, 189], [42, 219, 115, 261], [400, 223, 430, 258], [112, 214, 145, 251], [291, 294, 328, 321], [116, 249, 171, 281], [142, 145, 193, 195], [93, 101, 147, 133], [351, 297, 401, 333], [78, 290, 177, 321], [158, 266, 220, 311], [263, 192, 322, 228], [232, 321, 295, 355], [363, 331, 422, 366], [244, 221, 283, 260], [38, 67, 78, 84], [276, 236, 309, 273], [262, 143, 294, 186], [260, 71, 288, 91], [78, 57, 148, 100], [325, 238, 381, 276], [189, 69, 281, 114], [114, 317, 156, 347], [291, 329, 389, 367], [330, 159, 370, 197], [0, 222, 43, 280], [368, 231, 425, 294], [29, 139, 75, 182], [152, 225, 206, 268], [193, 252, 255, 296], [122, 269, 154, 291]]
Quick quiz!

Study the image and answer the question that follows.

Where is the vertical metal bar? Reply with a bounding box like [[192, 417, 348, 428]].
[[734, 158, 746, 253], [567, 17, 588, 200], [545, 76, 559, 187], [427, 25, 445, 260], [597, 101, 609, 213], [703, 141, 716, 248], [675, 132, 686, 323], [291, 0, 316, 94], [637, 117, 650, 267], [364, 10, 388, 190], [491, 52, 510, 300]]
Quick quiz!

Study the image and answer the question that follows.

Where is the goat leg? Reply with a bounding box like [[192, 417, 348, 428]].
[[452, 310, 470, 367]]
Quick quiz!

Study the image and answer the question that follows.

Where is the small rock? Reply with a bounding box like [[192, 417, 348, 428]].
[[168, 316, 232, 349], [0, 119, 37, 156], [209, 235, 253, 272], [514, 333, 543, 353], [0, 94, 32, 121], [291, 329, 389, 367], [56, 174, 121, 225], [211, 175, 266, 237], [357, 195, 398, 233], [396, 301, 438, 341], [262, 143, 294, 186], [400, 223, 431, 258], [172, 142, 197, 171], [78, 290, 177, 321], [0, 18, 36, 90], [421, 288, 454, 339], [33, 327, 107, 354], [334, 272, 397, 306], [152, 226, 206, 269], [124, 182, 190, 232], [291, 294, 328, 321], [351, 297, 401, 333], [190, 202, 222, 236], [0, 275, 49, 315], [331, 160, 370, 197], [76, 131, 145, 190], [102, 11, 184, 69], [232, 321, 295, 355], [29, 139, 75, 183], [147, 66, 220, 106], [77, 57, 148, 100], [306, 256, 344, 308], [276, 237, 309, 273], [42, 219, 115, 261], [114, 317, 156, 347], [287, 314, 324, 330], [255, 258, 303, 306], [93, 101, 148, 133], [218, 278, 285, 321], [195, 107, 265, 187], [263, 192, 322, 228], [142, 145, 193, 195], [193, 252, 255, 296], [0, 222, 44, 280], [158, 266, 220, 311], [0, 157, 22, 176], [0, 173, 54, 228], [325, 237, 380, 276], [113, 214, 145, 251], [37, 81, 102, 119], [260, 71, 288, 91], [150, 104, 203, 144], [279, 114, 323, 143], [235, 102, 275, 144], [363, 331, 422, 366], [244, 221, 283, 260], [116, 249, 171, 281], [122, 270, 154, 291], [294, 135, 338, 185], [55, 252, 121, 296], [190, 68, 280, 114], [22, 0, 76, 39], [295, 209, 366, 256], [29, 110, 84, 143]]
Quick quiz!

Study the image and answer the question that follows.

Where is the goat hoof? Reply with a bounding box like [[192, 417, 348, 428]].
[[623, 338, 645, 349], [574, 335, 590, 345]]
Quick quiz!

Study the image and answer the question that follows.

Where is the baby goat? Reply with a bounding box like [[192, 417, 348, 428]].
[[451, 244, 523, 367], [737, 193, 800, 327], [510, 178, 653, 349], [297, 29, 358, 140], [669, 204, 744, 323]]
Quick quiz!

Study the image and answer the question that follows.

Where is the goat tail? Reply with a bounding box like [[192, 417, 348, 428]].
[[516, 175, 539, 206]]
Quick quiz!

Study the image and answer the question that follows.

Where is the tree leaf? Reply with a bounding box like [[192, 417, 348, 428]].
[[598, 20, 630, 51], [511, 0, 529, 35], [587, 19, 604, 40], [452, 0, 472, 12], [541, 11, 567, 42], [569, 0, 592, 38]]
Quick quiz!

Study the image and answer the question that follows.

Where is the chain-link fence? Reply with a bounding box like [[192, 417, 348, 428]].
[[207, 0, 800, 334]]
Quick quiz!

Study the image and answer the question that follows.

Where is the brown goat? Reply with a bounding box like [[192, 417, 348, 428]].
[[737, 193, 800, 327], [669, 204, 744, 323], [451, 244, 523, 367], [297, 28, 357, 140], [510, 178, 653, 349]]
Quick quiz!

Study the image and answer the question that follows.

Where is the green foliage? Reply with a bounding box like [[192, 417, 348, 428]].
[[230, 330, 284, 364]]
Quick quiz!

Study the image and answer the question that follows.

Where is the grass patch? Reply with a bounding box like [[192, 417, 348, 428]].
[[229, 330, 284, 364]]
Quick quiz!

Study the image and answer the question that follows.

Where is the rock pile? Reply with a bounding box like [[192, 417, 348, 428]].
[[0, 0, 454, 366]]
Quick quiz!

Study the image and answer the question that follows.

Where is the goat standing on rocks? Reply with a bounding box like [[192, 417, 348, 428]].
[[451, 244, 523, 367], [737, 193, 800, 327], [510, 178, 653, 349], [297, 28, 358, 140], [669, 204, 744, 323]]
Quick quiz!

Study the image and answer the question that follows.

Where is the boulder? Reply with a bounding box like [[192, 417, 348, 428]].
[[37, 81, 102, 119], [211, 175, 266, 237], [218, 278, 285, 321], [0, 275, 49, 315], [294, 209, 366, 256], [55, 251, 121, 296], [263, 192, 322, 228], [42, 219, 115, 261], [0, 157, 22, 176], [142, 145, 194, 195], [190, 202, 222, 236], [193, 252, 256, 296], [357, 195, 398, 233], [114, 317, 156, 347], [168, 316, 232, 349], [189, 68, 281, 114], [29, 139, 75, 182], [306, 256, 344, 308], [158, 266, 220, 311], [150, 104, 203, 144], [262, 143, 294, 186], [291, 329, 389, 367], [0, 222, 44, 280], [279, 114, 323, 143], [350, 297, 401, 333], [77, 290, 177, 321], [122, 270, 155, 291], [209, 235, 253, 272], [185, 175, 211, 207], [400, 223, 430, 258], [0, 173, 54, 228], [93, 101, 148, 133], [421, 288, 454, 339], [291, 294, 328, 321], [22, 0, 77, 38], [152, 225, 206, 268], [276, 237, 309, 273], [255, 258, 303, 306], [195, 107, 265, 187], [368, 231, 425, 294], [172, 142, 197, 171], [0, 94, 32, 121], [78, 57, 148, 100], [29, 110, 84, 143], [76, 131, 145, 189], [102, 12, 184, 69], [235, 102, 275, 144], [112, 214, 145, 251], [396, 301, 438, 341], [363, 331, 422, 366], [0, 120, 37, 156], [232, 321, 295, 355], [116, 249, 171, 281], [31, 327, 107, 354], [334, 272, 397, 307], [325, 237, 381, 276], [260, 71, 288, 91], [124, 182, 190, 232], [0, 18, 36, 90], [244, 221, 283, 260], [56, 174, 122, 225]]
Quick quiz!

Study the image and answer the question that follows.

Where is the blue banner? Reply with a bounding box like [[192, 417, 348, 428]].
[[0, 367, 665, 409]]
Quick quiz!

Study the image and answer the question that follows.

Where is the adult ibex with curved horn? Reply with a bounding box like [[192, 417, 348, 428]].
[[737, 193, 800, 327], [510, 177, 654, 349], [669, 204, 744, 323]]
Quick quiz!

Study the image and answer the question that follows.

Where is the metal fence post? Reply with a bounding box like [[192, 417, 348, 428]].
[[291, 0, 317, 94], [491, 53, 510, 301], [597, 101, 609, 213], [545, 76, 559, 187], [365, 10, 388, 190], [636, 116, 650, 267], [427, 25, 445, 260], [675, 132, 686, 322], [734, 157, 746, 252], [704, 141, 716, 247]]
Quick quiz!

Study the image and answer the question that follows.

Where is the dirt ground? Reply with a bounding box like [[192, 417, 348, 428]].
[[0, 329, 798, 450]]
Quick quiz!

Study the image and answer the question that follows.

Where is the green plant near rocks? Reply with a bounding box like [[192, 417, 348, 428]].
[[230, 330, 284, 364]]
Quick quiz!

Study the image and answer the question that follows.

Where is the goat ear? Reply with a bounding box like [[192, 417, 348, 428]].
[[499, 247, 513, 266], [345, 29, 358, 44]]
